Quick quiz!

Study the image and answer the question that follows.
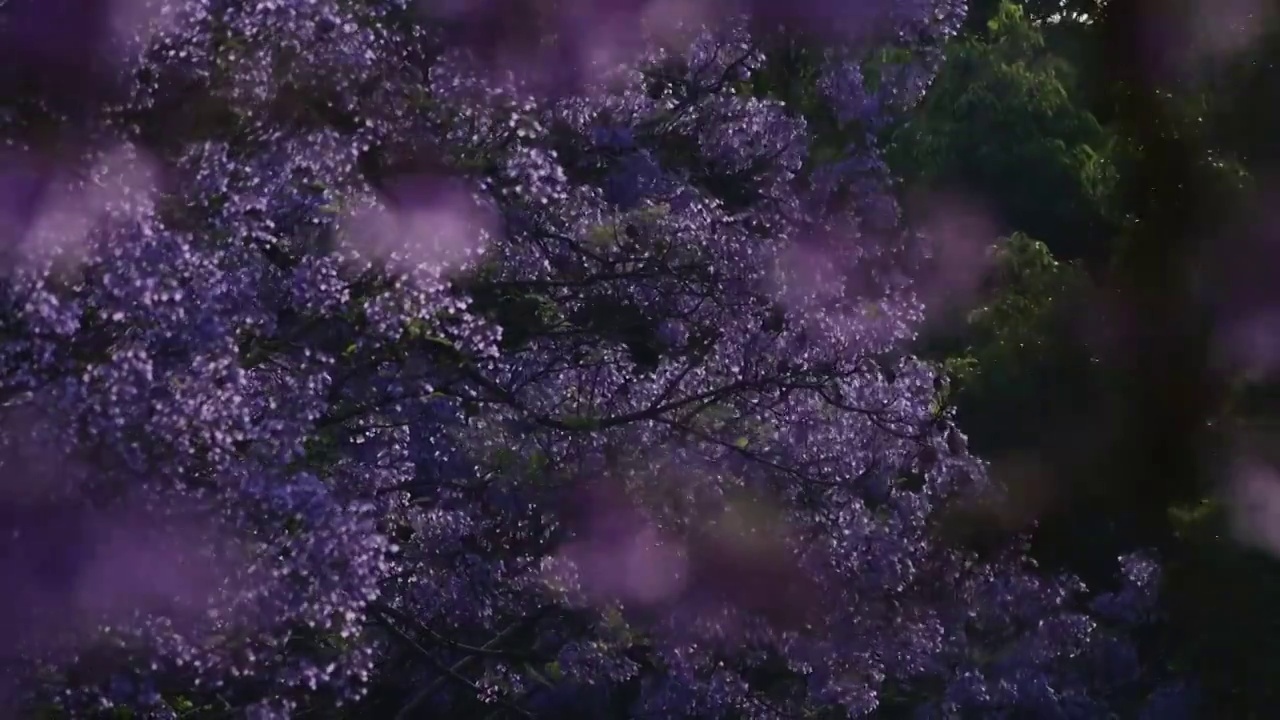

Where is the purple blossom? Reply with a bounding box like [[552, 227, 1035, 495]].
[[0, 0, 1183, 718]]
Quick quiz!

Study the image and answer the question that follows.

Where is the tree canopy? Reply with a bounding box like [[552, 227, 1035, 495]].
[[3, 0, 1277, 718]]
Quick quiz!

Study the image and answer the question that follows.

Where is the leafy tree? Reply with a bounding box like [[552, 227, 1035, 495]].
[[0, 1, 1187, 718], [899, 4, 1280, 718], [940, 234, 1097, 455], [921, 232, 1135, 593], [965, 0, 1106, 32], [889, 2, 1121, 269]]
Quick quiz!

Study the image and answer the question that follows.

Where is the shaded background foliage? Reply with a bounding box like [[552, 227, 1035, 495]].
[[894, 1, 1280, 716]]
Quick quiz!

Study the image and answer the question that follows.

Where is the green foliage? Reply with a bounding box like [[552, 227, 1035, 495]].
[[965, 0, 1105, 33], [889, 2, 1120, 268], [903, 4, 1280, 716], [966, 234, 1088, 365], [934, 233, 1097, 454]]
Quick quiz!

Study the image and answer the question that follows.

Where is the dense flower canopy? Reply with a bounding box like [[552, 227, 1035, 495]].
[[0, 0, 1186, 718]]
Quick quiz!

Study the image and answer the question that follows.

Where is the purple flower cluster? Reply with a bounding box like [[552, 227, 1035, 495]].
[[0, 0, 1187, 717]]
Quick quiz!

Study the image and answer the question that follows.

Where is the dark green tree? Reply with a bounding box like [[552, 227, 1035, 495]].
[[965, 0, 1105, 33], [889, 2, 1121, 269]]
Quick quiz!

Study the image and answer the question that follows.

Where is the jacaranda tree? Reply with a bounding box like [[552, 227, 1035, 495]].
[[0, 1, 1189, 718]]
